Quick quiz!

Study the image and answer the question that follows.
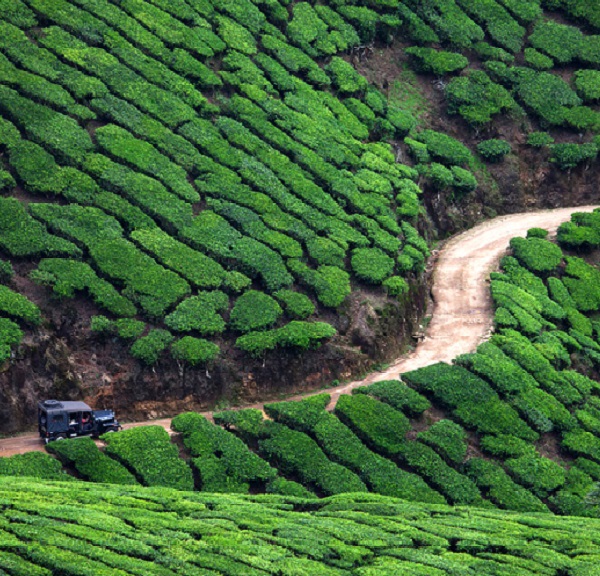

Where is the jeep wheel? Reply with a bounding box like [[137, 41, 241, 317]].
[[55, 434, 67, 441], [104, 427, 118, 434]]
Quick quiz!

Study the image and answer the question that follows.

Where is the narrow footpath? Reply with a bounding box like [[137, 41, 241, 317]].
[[1, 206, 597, 455]]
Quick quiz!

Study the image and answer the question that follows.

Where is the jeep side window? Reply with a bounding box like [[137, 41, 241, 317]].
[[52, 414, 64, 423]]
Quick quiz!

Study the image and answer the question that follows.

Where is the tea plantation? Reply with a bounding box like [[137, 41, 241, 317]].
[[1, 476, 600, 575], [1, 0, 599, 376], [2, 0, 600, 570]]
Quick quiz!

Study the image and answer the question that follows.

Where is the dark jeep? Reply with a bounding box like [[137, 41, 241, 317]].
[[38, 400, 122, 443]]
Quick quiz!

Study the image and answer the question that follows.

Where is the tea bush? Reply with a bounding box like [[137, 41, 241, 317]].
[[477, 139, 511, 162]]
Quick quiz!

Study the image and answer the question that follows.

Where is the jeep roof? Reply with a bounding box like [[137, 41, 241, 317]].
[[38, 400, 92, 413]]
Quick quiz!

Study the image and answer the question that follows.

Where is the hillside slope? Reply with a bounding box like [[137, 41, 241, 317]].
[[0, 0, 599, 429], [0, 476, 600, 575]]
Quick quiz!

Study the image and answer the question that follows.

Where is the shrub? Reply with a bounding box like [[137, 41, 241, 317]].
[[446, 70, 515, 126], [477, 139, 511, 162], [47, 436, 138, 485], [130, 330, 174, 365], [334, 394, 411, 456], [230, 290, 282, 332], [171, 337, 220, 366], [0, 284, 41, 325], [504, 453, 566, 497], [480, 434, 535, 458], [0, 317, 22, 364], [396, 441, 485, 506], [351, 247, 395, 284], [265, 397, 444, 503], [550, 143, 599, 171], [353, 380, 430, 417], [405, 47, 468, 75], [417, 420, 467, 464], [102, 426, 193, 490], [266, 477, 314, 498], [324, 57, 367, 94], [403, 362, 537, 440], [113, 319, 145, 340], [172, 412, 275, 492], [466, 458, 547, 512], [274, 290, 315, 319], [165, 292, 228, 335], [0, 198, 80, 259], [529, 20, 583, 64], [563, 430, 600, 462], [0, 452, 70, 480], [288, 260, 351, 308], [523, 48, 554, 70], [236, 321, 336, 356], [413, 130, 473, 166], [32, 259, 137, 317], [0, 259, 14, 284], [527, 132, 554, 147], [382, 276, 410, 298], [509, 237, 562, 273], [258, 422, 367, 495]]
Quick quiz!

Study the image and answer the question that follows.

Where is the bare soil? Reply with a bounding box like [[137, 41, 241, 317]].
[[2, 206, 596, 456]]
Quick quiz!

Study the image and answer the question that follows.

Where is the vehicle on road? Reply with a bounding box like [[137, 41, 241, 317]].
[[38, 400, 121, 443]]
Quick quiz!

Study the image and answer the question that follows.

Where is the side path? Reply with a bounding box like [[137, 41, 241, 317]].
[[1, 206, 597, 455]]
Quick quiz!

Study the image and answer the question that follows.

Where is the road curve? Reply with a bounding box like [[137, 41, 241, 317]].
[[1, 206, 597, 456]]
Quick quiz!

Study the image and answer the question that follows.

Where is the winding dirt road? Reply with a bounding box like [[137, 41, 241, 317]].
[[1, 206, 597, 456]]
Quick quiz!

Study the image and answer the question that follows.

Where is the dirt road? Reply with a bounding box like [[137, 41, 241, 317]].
[[2, 206, 596, 456]]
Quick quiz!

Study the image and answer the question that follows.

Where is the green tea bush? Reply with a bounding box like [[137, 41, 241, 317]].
[[0, 85, 93, 164], [32, 259, 137, 317], [455, 0, 526, 52], [0, 260, 14, 284], [350, 247, 395, 284], [236, 321, 336, 356], [274, 290, 315, 319], [509, 237, 563, 273], [405, 47, 468, 75], [47, 436, 138, 485], [288, 260, 351, 308], [334, 394, 411, 456], [324, 57, 367, 94], [477, 139, 511, 162], [165, 292, 228, 335], [0, 170, 15, 194], [0, 452, 70, 480], [527, 132, 554, 148], [573, 70, 600, 102], [0, 285, 41, 325], [413, 130, 474, 166], [266, 476, 314, 498], [131, 229, 225, 290], [504, 453, 566, 497], [480, 434, 534, 458], [0, 318, 22, 364], [563, 430, 600, 462], [172, 412, 275, 492], [258, 422, 367, 495], [550, 143, 599, 171], [353, 380, 430, 417], [523, 48, 554, 70], [0, 198, 80, 259], [230, 290, 282, 332], [382, 276, 410, 298], [403, 363, 537, 440], [396, 441, 485, 505], [466, 458, 547, 512], [102, 426, 193, 490], [517, 71, 581, 125], [529, 20, 583, 64], [130, 330, 174, 365], [265, 397, 444, 502], [171, 337, 220, 366], [417, 420, 467, 464], [446, 70, 516, 126]]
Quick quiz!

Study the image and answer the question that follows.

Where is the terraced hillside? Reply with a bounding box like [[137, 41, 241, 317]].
[[2, 211, 600, 519], [1, 476, 600, 575], [0, 0, 600, 430]]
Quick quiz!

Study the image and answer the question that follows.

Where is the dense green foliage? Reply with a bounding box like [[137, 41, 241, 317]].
[[4, 477, 600, 575]]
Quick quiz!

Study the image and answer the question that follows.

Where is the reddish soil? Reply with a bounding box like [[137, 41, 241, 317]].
[[1, 206, 597, 457]]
